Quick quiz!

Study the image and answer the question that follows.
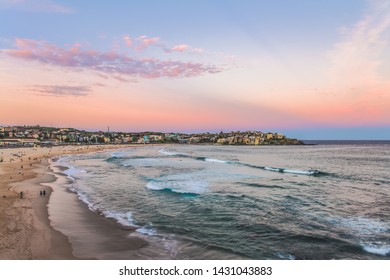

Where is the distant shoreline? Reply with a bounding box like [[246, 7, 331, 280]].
[[2, 140, 390, 152]]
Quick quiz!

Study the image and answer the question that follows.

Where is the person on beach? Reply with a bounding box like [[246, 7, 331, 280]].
[[19, 191, 23, 199], [43, 190, 46, 196], [40, 190, 42, 196]]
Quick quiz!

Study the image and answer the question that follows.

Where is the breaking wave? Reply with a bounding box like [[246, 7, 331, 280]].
[[160, 149, 321, 176]]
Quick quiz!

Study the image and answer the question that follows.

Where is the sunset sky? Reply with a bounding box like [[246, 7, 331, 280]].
[[1, 0, 390, 139]]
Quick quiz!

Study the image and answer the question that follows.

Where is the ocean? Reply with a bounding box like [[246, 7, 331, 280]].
[[48, 142, 390, 259]]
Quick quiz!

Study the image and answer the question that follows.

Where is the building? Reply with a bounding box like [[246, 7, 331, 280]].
[[266, 133, 274, 140], [0, 137, 40, 146]]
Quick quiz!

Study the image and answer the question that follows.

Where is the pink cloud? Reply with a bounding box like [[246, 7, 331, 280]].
[[123, 35, 133, 47], [1, 38, 224, 79], [15, 37, 39, 49], [111, 75, 131, 83], [164, 44, 204, 54], [138, 36, 159, 45], [171, 44, 189, 52], [69, 43, 81, 54], [135, 35, 160, 51], [28, 84, 91, 97], [120, 34, 206, 56]]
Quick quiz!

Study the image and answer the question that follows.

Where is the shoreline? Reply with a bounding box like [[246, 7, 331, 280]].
[[12, 158, 76, 259], [47, 159, 149, 259], [0, 144, 144, 259]]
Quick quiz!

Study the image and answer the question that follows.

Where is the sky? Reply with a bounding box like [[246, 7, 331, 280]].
[[1, 0, 390, 139]]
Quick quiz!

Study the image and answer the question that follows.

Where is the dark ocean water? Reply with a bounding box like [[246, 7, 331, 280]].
[[51, 143, 390, 259]]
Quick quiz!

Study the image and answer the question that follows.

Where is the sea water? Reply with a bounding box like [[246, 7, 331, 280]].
[[50, 142, 390, 259]]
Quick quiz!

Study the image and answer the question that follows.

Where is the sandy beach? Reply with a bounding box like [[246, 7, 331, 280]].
[[0, 144, 146, 259]]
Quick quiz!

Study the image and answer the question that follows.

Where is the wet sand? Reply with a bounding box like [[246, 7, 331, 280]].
[[48, 161, 148, 259], [0, 145, 146, 259]]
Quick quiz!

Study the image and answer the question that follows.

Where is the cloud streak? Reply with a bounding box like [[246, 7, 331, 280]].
[[328, 1, 390, 86], [171, 44, 190, 52], [122, 35, 204, 55], [28, 85, 91, 97], [2, 38, 224, 79], [324, 0, 390, 118], [165, 44, 204, 54]]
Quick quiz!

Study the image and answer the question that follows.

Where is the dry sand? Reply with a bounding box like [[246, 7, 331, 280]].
[[0, 144, 143, 259]]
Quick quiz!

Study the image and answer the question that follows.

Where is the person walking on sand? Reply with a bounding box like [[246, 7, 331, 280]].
[[19, 191, 23, 199], [43, 190, 46, 196], [40, 190, 42, 196]]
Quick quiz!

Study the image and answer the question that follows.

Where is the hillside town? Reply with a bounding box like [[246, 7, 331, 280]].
[[0, 125, 303, 147]]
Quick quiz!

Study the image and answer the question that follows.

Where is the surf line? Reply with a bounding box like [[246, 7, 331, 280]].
[[241, 163, 320, 176], [159, 149, 321, 176]]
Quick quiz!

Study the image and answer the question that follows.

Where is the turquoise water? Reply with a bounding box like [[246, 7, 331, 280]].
[[53, 143, 390, 259]]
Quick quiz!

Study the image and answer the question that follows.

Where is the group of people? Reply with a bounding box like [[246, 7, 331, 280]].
[[18, 190, 47, 199]]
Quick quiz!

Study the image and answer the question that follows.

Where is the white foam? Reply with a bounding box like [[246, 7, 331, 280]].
[[336, 217, 389, 256], [205, 158, 228, 164], [363, 245, 390, 256], [263, 166, 318, 175], [103, 210, 137, 227], [340, 217, 387, 236], [110, 151, 127, 158], [74, 190, 98, 212], [159, 149, 187, 157], [136, 226, 157, 236], [63, 166, 83, 178], [55, 155, 71, 164], [275, 252, 296, 260], [283, 169, 318, 175], [145, 181, 165, 191], [52, 156, 84, 180], [265, 166, 281, 172]]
